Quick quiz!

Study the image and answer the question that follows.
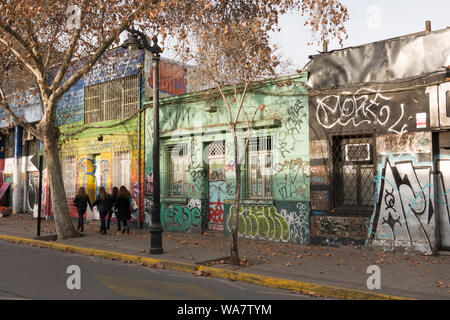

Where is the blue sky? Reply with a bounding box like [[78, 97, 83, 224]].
[[274, 0, 450, 70]]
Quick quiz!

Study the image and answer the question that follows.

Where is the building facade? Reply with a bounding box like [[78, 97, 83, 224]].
[[1, 27, 448, 255], [306, 27, 450, 254], [143, 74, 311, 244], [1, 46, 196, 224], [58, 47, 199, 223]]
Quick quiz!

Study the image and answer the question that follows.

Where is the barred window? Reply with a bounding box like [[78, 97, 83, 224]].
[[248, 136, 273, 198], [113, 151, 131, 191], [207, 141, 225, 181], [84, 74, 140, 124], [332, 135, 374, 211], [62, 155, 76, 198], [169, 144, 188, 197]]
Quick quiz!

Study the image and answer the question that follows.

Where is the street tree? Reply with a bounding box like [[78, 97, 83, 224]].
[[2, 0, 329, 240], [178, 0, 348, 265], [0, 1, 166, 239]]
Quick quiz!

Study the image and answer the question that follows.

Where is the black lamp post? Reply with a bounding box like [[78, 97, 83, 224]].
[[122, 28, 163, 254]]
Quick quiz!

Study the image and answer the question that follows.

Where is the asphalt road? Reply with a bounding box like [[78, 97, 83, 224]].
[[0, 240, 318, 300]]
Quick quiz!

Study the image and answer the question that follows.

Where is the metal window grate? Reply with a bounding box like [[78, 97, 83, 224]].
[[84, 74, 140, 124], [208, 141, 225, 157], [208, 141, 226, 182], [248, 136, 273, 198], [332, 135, 374, 211], [62, 155, 76, 198], [249, 136, 272, 152]]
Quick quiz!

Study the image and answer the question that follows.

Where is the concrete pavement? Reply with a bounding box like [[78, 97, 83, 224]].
[[0, 214, 449, 300]]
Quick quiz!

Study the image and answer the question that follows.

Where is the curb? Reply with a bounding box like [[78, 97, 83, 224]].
[[0, 234, 416, 300]]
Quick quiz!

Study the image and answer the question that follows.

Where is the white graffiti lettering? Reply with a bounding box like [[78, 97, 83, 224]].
[[316, 89, 407, 135]]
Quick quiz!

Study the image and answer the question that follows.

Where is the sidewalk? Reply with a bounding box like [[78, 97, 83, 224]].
[[0, 214, 449, 300]]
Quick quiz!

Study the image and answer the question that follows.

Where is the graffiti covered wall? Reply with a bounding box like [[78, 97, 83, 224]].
[[224, 201, 310, 243], [144, 74, 310, 243], [60, 128, 144, 222], [308, 67, 450, 252], [369, 132, 450, 253], [161, 198, 208, 233], [54, 46, 146, 223]]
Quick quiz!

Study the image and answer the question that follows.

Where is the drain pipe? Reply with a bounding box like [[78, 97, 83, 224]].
[[22, 139, 29, 212]]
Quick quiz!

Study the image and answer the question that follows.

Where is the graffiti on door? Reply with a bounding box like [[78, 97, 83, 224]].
[[369, 154, 450, 253], [208, 181, 227, 231], [76, 157, 112, 194]]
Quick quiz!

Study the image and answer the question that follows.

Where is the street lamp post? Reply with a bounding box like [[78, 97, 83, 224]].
[[122, 28, 163, 254]]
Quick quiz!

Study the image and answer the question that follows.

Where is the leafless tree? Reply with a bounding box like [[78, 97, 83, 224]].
[[0, 0, 348, 242], [178, 0, 348, 264]]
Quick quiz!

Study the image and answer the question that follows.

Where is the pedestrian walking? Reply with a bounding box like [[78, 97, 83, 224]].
[[115, 186, 132, 234], [92, 186, 112, 235], [108, 186, 119, 230], [72, 187, 92, 232]]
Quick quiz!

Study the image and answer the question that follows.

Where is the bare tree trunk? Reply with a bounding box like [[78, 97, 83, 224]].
[[41, 106, 77, 240], [230, 132, 241, 265]]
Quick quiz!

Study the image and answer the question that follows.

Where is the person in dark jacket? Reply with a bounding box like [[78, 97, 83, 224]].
[[92, 186, 112, 235], [73, 187, 92, 232], [115, 186, 132, 234], [107, 187, 119, 230]]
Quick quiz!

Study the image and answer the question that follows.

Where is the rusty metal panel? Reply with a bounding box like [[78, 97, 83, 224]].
[[310, 140, 328, 159], [376, 132, 432, 155], [439, 131, 450, 148], [311, 216, 368, 239], [310, 165, 329, 185], [311, 191, 329, 211]]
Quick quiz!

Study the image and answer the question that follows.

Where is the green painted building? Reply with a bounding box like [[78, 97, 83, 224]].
[[144, 73, 310, 244]]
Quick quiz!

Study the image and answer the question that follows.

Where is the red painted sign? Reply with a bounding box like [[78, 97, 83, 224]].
[[148, 60, 187, 96]]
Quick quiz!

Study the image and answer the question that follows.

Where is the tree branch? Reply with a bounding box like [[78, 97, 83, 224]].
[[50, 0, 86, 91], [0, 87, 41, 139], [50, 28, 82, 91], [1, 26, 43, 74], [215, 82, 234, 129], [51, 20, 131, 102], [0, 37, 50, 100], [233, 80, 250, 124]]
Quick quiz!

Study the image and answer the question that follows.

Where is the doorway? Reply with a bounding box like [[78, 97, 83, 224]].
[[207, 141, 226, 231]]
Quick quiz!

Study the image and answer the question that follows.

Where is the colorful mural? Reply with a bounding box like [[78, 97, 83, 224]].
[[146, 59, 187, 97], [61, 131, 143, 222]]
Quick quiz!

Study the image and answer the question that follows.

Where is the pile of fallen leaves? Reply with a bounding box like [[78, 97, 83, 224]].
[[202, 257, 253, 268], [193, 269, 210, 277]]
